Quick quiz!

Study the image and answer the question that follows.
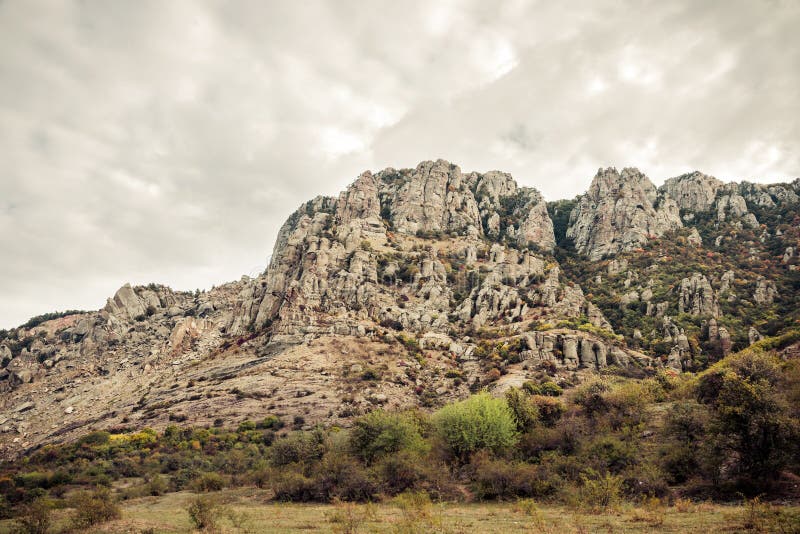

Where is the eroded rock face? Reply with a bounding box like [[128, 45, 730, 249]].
[[519, 331, 652, 370], [662, 171, 723, 214], [753, 277, 778, 305], [567, 168, 682, 260], [228, 160, 559, 339], [383, 160, 482, 236], [104, 284, 186, 322], [678, 273, 719, 317]]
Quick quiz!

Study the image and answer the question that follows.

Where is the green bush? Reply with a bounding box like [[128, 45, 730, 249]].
[[69, 486, 121, 529], [531, 396, 565, 427], [697, 351, 800, 487], [349, 410, 427, 464], [269, 431, 326, 467], [576, 468, 623, 511], [469, 451, 558, 499], [193, 472, 225, 492], [504, 388, 539, 432], [433, 393, 518, 462], [187, 494, 221, 531]]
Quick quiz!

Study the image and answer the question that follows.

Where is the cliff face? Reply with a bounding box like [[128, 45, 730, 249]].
[[566, 167, 683, 260], [1, 159, 799, 460]]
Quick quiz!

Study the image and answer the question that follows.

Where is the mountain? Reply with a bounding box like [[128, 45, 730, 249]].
[[1, 159, 799, 460]]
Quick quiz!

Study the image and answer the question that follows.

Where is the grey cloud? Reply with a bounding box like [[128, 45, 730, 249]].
[[0, 0, 798, 327]]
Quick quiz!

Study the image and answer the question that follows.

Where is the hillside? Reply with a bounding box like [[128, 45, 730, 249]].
[[1, 161, 799, 461]]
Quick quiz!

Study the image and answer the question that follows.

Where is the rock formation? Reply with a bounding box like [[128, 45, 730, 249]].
[[1, 159, 798, 460], [566, 168, 682, 260]]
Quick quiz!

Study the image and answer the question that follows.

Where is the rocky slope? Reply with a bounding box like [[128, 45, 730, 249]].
[[1, 160, 798, 459]]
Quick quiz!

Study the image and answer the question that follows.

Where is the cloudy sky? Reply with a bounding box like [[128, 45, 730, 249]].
[[1, 0, 798, 328]]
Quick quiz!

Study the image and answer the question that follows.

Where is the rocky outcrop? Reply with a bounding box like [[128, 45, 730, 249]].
[[517, 331, 653, 370], [567, 168, 682, 260], [104, 284, 186, 323], [678, 273, 719, 317], [716, 185, 759, 228], [382, 160, 482, 236], [753, 277, 778, 305], [662, 172, 723, 215], [227, 160, 559, 339], [748, 327, 763, 345], [469, 171, 555, 250]]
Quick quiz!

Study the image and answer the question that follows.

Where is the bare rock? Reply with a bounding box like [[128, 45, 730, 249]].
[[678, 273, 719, 317], [567, 167, 682, 260]]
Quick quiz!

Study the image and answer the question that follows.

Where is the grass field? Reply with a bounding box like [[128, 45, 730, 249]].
[[2, 488, 797, 533]]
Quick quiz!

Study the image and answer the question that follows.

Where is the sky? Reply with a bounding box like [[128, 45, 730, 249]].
[[1, 0, 798, 328]]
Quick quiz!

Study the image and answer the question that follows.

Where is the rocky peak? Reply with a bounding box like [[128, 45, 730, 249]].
[[566, 167, 682, 260], [336, 171, 381, 227], [661, 171, 723, 213], [380, 160, 482, 236]]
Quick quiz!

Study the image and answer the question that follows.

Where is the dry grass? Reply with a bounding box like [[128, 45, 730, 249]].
[[1, 489, 797, 533]]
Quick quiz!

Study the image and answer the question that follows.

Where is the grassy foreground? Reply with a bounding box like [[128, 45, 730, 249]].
[[1, 488, 797, 533]]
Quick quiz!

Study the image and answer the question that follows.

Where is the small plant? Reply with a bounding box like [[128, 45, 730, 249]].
[[513, 498, 545, 529], [193, 472, 225, 492], [741, 496, 800, 532], [576, 469, 622, 511], [629, 496, 666, 527], [187, 494, 222, 531], [392, 491, 442, 533], [146, 474, 168, 496], [326, 498, 370, 534]]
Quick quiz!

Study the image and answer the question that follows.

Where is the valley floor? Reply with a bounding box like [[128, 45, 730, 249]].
[[1, 488, 797, 533]]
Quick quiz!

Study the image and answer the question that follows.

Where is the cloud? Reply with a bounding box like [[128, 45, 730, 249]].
[[0, 0, 798, 327]]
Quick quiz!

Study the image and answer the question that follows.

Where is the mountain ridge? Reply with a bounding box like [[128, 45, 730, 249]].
[[1, 159, 798, 460]]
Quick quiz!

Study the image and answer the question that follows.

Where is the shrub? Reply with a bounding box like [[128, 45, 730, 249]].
[[187, 494, 222, 531], [697, 351, 800, 487], [269, 431, 326, 467], [572, 380, 610, 418], [315, 452, 377, 502], [258, 415, 284, 430], [326, 498, 372, 534], [433, 393, 518, 462], [237, 420, 256, 432], [373, 450, 427, 495], [14, 497, 51, 534], [504, 388, 539, 432], [193, 472, 225, 492], [576, 468, 623, 511], [582, 435, 638, 474], [69, 486, 121, 529], [392, 491, 442, 532], [531, 396, 565, 427], [469, 451, 558, 499], [270, 468, 318, 502], [146, 474, 168, 496], [349, 410, 426, 464]]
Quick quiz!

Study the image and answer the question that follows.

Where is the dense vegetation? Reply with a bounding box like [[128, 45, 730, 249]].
[[2, 335, 798, 529]]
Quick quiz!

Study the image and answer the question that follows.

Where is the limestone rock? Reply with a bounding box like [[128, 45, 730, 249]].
[[678, 273, 719, 317], [567, 167, 682, 260], [662, 171, 723, 213], [384, 160, 482, 236], [753, 277, 778, 305], [687, 228, 703, 246]]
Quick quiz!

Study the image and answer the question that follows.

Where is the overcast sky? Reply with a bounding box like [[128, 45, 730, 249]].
[[1, 0, 798, 328]]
